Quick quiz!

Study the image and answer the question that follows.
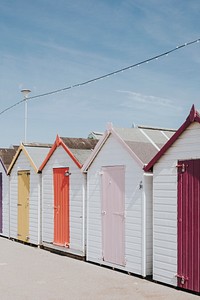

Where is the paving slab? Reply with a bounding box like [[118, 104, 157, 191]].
[[0, 238, 198, 300]]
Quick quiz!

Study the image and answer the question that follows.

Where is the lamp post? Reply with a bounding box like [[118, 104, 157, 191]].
[[21, 89, 31, 143]]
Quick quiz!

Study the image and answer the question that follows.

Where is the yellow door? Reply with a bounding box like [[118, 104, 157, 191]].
[[18, 170, 30, 242]]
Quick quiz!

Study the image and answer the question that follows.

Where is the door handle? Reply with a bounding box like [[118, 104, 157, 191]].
[[114, 212, 124, 216], [113, 212, 125, 219]]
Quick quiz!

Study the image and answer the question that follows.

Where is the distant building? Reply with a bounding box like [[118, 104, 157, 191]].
[[88, 131, 103, 140]]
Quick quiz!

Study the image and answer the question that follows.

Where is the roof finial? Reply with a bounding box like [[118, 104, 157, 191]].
[[106, 122, 113, 131], [55, 134, 62, 146], [189, 104, 196, 122]]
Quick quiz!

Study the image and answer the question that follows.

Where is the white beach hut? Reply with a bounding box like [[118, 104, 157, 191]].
[[82, 123, 175, 277], [39, 135, 98, 258], [144, 105, 200, 293], [7, 143, 52, 245], [0, 147, 17, 237]]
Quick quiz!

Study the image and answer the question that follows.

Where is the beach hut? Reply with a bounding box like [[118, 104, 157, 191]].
[[82, 123, 175, 276], [39, 135, 98, 257], [144, 105, 200, 293], [7, 143, 52, 245], [0, 147, 18, 237]]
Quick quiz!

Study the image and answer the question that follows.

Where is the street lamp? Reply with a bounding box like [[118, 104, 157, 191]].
[[21, 89, 31, 143]]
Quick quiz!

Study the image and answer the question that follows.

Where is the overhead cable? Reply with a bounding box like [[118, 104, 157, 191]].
[[0, 38, 200, 116]]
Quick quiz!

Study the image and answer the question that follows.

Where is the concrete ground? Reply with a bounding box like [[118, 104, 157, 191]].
[[0, 238, 199, 300]]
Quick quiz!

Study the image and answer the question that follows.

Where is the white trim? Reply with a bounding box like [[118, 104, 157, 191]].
[[82, 173, 87, 255], [139, 128, 160, 151], [8, 175, 11, 238], [82, 130, 111, 172], [141, 177, 146, 277], [38, 173, 42, 245], [161, 130, 170, 140]]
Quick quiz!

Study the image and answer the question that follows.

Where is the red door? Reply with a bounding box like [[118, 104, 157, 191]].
[[101, 166, 125, 266], [177, 159, 200, 292], [53, 168, 70, 247]]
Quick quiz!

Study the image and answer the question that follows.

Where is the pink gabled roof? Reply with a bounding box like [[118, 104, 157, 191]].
[[144, 105, 200, 172], [82, 123, 174, 172], [81, 129, 111, 172]]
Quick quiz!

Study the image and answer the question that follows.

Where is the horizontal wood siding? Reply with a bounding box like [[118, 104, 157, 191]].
[[42, 146, 85, 254], [153, 122, 200, 286], [0, 166, 9, 237], [10, 152, 40, 245], [87, 135, 149, 275]]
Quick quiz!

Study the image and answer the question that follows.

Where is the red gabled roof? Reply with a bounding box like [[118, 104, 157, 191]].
[[39, 135, 98, 171], [39, 135, 82, 170], [144, 105, 200, 172]]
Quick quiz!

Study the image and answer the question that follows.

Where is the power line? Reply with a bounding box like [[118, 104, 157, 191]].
[[0, 38, 200, 116]]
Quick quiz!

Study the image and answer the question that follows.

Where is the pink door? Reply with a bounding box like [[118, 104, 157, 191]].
[[101, 166, 125, 266], [177, 159, 200, 292], [53, 168, 70, 247]]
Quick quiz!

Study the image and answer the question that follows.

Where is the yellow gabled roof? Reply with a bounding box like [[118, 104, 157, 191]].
[[7, 143, 38, 174]]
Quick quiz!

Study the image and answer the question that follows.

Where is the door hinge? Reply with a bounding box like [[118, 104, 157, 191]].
[[139, 181, 143, 190], [176, 163, 187, 173], [176, 274, 188, 285]]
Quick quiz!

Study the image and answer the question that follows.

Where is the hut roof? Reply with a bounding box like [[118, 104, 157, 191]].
[[0, 147, 18, 171], [82, 124, 176, 172], [61, 137, 98, 165], [144, 104, 200, 172], [115, 126, 175, 165], [40, 135, 98, 170], [7, 143, 52, 174]]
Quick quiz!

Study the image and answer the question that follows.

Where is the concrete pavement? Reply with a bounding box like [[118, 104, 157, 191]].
[[0, 238, 198, 300]]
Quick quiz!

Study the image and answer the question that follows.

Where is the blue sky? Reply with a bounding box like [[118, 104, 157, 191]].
[[0, 0, 200, 147]]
